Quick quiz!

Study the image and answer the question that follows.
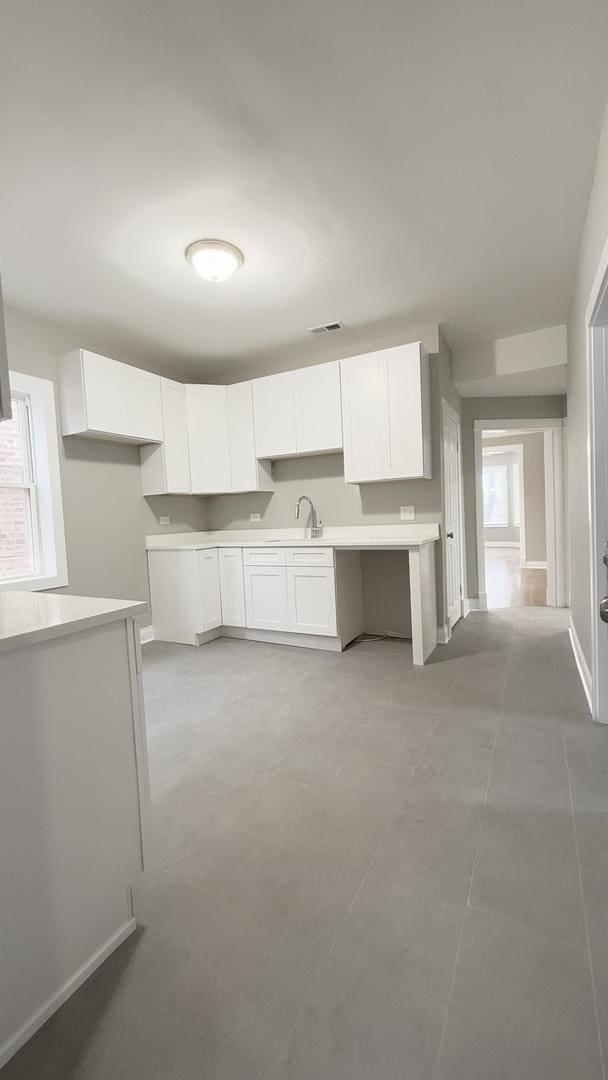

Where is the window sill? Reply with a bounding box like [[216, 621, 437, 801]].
[[0, 571, 69, 593]]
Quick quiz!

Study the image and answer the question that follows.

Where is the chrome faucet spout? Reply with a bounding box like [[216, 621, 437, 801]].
[[294, 495, 323, 539]]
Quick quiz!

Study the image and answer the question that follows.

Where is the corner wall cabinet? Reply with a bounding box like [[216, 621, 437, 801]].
[[59, 349, 163, 443], [252, 360, 342, 460], [340, 341, 431, 483], [140, 378, 191, 495]]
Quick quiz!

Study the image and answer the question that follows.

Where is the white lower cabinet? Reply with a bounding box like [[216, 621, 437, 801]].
[[218, 548, 246, 627], [148, 549, 221, 644], [287, 566, 337, 636], [197, 550, 222, 631], [244, 565, 289, 631]]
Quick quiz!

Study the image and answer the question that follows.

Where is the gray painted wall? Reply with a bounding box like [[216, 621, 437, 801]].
[[5, 306, 208, 606], [567, 105, 608, 667], [461, 396, 567, 598]]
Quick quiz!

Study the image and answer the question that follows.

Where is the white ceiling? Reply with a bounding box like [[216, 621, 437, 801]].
[[1, 0, 607, 380]]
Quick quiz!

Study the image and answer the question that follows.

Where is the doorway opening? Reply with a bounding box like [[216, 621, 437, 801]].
[[474, 418, 566, 612]]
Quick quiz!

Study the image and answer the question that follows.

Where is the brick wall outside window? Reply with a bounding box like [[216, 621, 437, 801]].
[[0, 405, 36, 580]]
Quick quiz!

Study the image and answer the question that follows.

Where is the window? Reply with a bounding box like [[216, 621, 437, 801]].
[[512, 463, 520, 527], [483, 463, 509, 526], [0, 371, 67, 590]]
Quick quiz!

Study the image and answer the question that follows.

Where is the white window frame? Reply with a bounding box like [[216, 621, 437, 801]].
[[0, 370, 68, 591]]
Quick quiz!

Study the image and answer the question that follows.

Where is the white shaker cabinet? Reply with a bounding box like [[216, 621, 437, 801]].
[[59, 349, 163, 443], [294, 361, 342, 455], [252, 361, 342, 460], [227, 382, 273, 493], [148, 548, 221, 644], [218, 548, 246, 627], [186, 385, 232, 494], [341, 341, 431, 483], [287, 565, 337, 636], [252, 372, 297, 459], [244, 564, 289, 631], [140, 378, 191, 494]]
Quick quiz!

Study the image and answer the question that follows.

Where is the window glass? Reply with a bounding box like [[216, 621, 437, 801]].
[[483, 463, 509, 526], [0, 394, 39, 581], [512, 463, 520, 527]]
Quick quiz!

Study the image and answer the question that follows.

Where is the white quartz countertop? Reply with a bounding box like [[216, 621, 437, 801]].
[[0, 591, 148, 653], [146, 524, 440, 552]]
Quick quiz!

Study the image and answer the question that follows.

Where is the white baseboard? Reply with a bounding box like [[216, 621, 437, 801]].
[[140, 625, 155, 644], [568, 617, 593, 714], [0, 918, 136, 1070], [522, 560, 548, 570], [437, 625, 451, 644], [465, 594, 487, 613], [484, 541, 521, 549]]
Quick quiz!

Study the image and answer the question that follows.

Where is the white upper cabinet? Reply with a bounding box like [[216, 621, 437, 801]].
[[340, 341, 431, 483], [252, 360, 342, 460], [227, 382, 273, 494], [186, 385, 232, 494], [252, 372, 297, 459], [294, 361, 342, 455], [140, 378, 191, 495], [59, 349, 162, 444]]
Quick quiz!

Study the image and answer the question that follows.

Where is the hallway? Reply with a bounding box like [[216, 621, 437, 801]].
[[2, 607, 605, 1080], [485, 544, 548, 609]]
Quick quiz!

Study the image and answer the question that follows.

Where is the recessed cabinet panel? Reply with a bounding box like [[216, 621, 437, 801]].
[[161, 379, 191, 492], [124, 367, 163, 442], [227, 382, 273, 493], [294, 361, 342, 455], [340, 351, 383, 483], [252, 373, 297, 459], [218, 548, 246, 627], [187, 385, 232, 494], [197, 549, 222, 631], [287, 566, 337, 636], [244, 565, 289, 631], [82, 352, 129, 436]]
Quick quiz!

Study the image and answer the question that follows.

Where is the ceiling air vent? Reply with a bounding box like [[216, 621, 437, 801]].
[[306, 321, 344, 335]]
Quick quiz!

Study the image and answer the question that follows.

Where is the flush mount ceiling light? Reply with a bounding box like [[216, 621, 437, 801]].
[[185, 238, 244, 282]]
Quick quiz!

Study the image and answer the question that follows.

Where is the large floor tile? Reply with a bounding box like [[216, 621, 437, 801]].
[[438, 907, 601, 1080], [469, 788, 586, 946], [111, 1007, 258, 1080]]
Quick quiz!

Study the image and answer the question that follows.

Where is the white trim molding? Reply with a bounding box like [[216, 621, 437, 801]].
[[0, 919, 136, 1070], [437, 624, 451, 645], [522, 560, 548, 570], [465, 595, 486, 613], [485, 541, 521, 549], [568, 617, 593, 715], [140, 625, 155, 645]]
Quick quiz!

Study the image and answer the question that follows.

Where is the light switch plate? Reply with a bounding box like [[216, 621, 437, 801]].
[[400, 506, 415, 521], [159, 516, 170, 526], [250, 513, 261, 522]]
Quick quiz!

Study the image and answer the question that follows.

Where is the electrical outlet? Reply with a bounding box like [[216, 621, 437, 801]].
[[400, 506, 415, 521], [250, 513, 261, 522], [159, 516, 170, 526]]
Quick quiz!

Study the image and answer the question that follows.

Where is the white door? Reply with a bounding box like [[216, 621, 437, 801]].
[[340, 352, 384, 482], [252, 372, 297, 458], [442, 405, 463, 631], [294, 361, 342, 454], [227, 382, 257, 492], [187, 385, 231, 494], [83, 352, 129, 435], [244, 565, 289, 630], [287, 566, 337, 636], [161, 378, 191, 492], [125, 368, 163, 441], [197, 549, 222, 631], [218, 548, 246, 627], [591, 324, 608, 723]]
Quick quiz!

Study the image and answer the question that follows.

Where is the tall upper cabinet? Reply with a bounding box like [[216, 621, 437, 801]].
[[141, 378, 191, 495], [60, 349, 163, 443], [252, 360, 342, 460], [187, 382, 273, 496], [340, 341, 431, 483]]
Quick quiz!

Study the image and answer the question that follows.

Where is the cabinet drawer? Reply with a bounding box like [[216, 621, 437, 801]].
[[243, 547, 287, 566], [286, 547, 334, 567]]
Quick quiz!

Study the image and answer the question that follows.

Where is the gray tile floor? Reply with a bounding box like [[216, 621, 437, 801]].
[[3, 608, 608, 1079]]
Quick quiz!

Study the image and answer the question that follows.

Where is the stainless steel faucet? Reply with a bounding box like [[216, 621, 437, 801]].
[[295, 495, 323, 538]]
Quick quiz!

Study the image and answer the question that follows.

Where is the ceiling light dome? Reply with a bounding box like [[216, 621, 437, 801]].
[[185, 239, 244, 282]]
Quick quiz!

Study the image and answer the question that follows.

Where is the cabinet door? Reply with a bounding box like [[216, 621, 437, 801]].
[[197, 549, 222, 631], [161, 378, 191, 492], [295, 361, 342, 454], [384, 343, 429, 479], [227, 382, 257, 492], [252, 372, 296, 459], [148, 550, 200, 644], [187, 385, 231, 493], [244, 565, 289, 630], [287, 566, 337, 636], [82, 351, 129, 435], [218, 548, 246, 627], [340, 352, 386, 483], [125, 367, 163, 442]]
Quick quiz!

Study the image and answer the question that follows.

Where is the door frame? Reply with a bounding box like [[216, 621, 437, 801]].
[[585, 234, 608, 723], [473, 418, 566, 611], [441, 399, 466, 637]]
